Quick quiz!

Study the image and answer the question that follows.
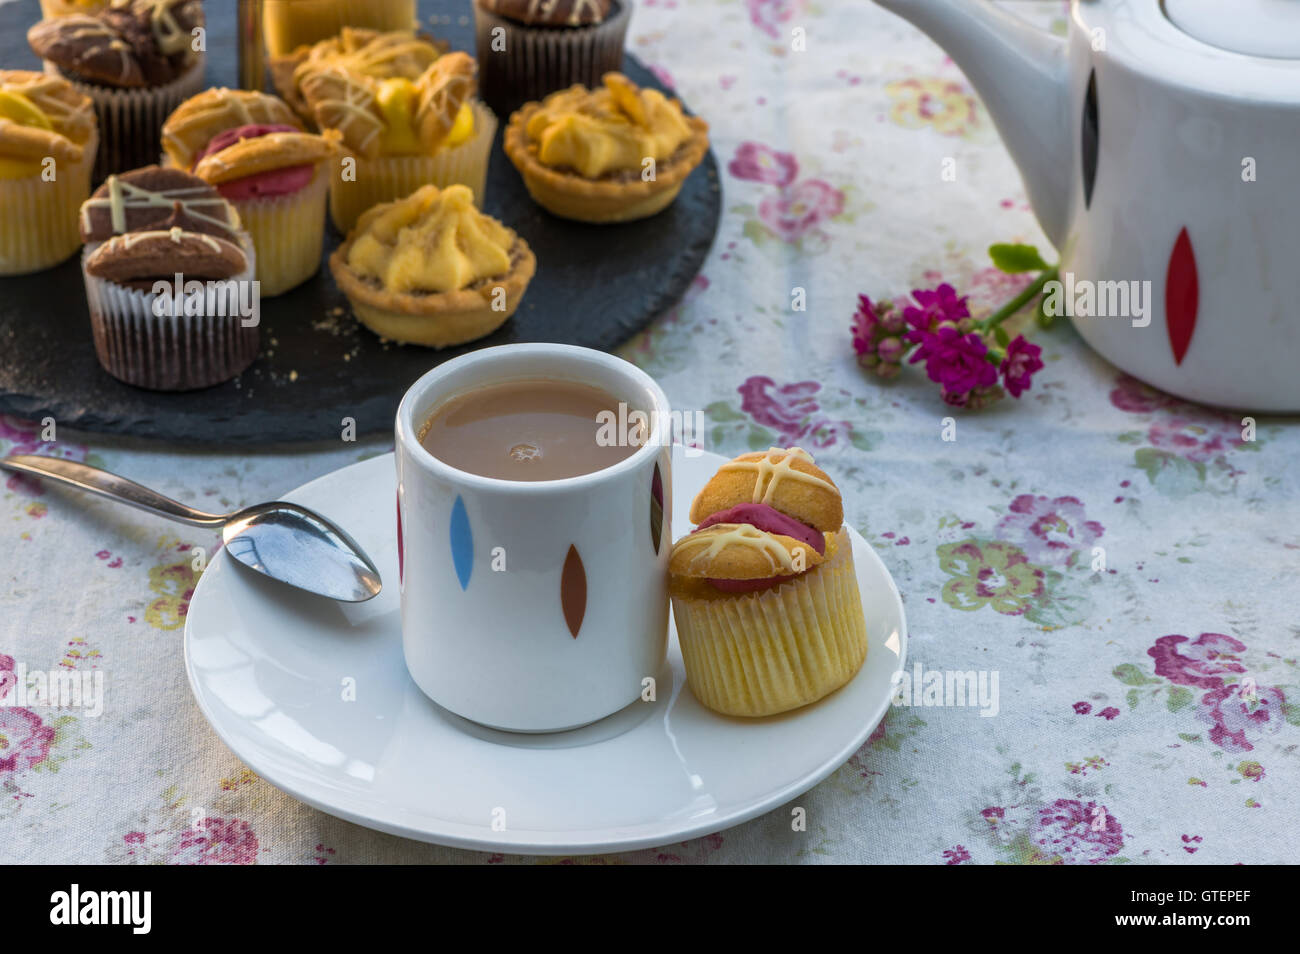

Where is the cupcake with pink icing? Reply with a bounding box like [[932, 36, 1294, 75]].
[[668, 447, 868, 717], [161, 88, 339, 296]]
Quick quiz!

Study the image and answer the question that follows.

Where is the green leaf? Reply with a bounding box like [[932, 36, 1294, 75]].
[[1113, 663, 1157, 686], [993, 325, 1010, 347], [745, 425, 776, 451], [1178, 733, 1202, 743], [704, 400, 744, 422], [1167, 685, 1194, 712], [989, 243, 1050, 274], [742, 219, 772, 246], [1125, 688, 1140, 710], [849, 428, 882, 452]]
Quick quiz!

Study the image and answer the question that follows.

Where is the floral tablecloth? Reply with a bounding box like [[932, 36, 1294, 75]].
[[3, 0, 1297, 865]]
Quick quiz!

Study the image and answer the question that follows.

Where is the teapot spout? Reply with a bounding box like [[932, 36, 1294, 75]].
[[875, 0, 1071, 249]]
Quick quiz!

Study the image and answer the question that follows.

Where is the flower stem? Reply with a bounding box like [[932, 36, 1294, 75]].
[[978, 266, 1059, 331]]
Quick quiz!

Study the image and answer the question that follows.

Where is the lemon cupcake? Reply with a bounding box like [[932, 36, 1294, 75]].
[[162, 89, 339, 296], [668, 447, 868, 717], [0, 71, 98, 275], [273, 29, 495, 232]]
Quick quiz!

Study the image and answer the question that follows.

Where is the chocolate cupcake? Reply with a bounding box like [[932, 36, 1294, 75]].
[[78, 165, 259, 390], [28, 0, 207, 181], [473, 0, 631, 118]]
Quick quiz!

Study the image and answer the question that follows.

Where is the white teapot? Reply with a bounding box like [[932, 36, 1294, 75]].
[[873, 0, 1300, 411]]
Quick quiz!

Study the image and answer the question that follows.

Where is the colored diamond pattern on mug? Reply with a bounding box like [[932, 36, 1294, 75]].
[[1166, 227, 1199, 366], [449, 495, 473, 591], [396, 493, 404, 585], [1081, 69, 1099, 210], [650, 461, 665, 555], [560, 544, 587, 638]]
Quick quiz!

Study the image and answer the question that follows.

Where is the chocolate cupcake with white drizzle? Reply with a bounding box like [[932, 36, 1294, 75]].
[[77, 165, 258, 391], [29, 0, 207, 179]]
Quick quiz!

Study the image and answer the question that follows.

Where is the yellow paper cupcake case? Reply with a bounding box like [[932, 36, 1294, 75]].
[[671, 528, 869, 717], [0, 129, 98, 276], [327, 100, 496, 233], [230, 164, 329, 297]]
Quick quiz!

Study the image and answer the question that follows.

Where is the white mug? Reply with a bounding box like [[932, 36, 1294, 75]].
[[394, 344, 672, 732]]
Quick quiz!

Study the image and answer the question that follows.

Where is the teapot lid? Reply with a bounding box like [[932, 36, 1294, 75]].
[[1165, 0, 1300, 59]]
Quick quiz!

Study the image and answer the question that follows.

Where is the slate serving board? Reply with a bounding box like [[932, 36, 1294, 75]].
[[0, 0, 720, 443]]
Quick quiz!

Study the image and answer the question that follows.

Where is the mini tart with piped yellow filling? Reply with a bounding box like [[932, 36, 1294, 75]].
[[329, 183, 535, 348], [504, 72, 709, 224], [668, 447, 868, 718]]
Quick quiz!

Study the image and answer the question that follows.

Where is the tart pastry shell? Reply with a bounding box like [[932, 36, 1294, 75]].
[[503, 97, 708, 223], [329, 232, 536, 349]]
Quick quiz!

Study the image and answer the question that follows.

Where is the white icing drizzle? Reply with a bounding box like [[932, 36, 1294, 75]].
[[104, 227, 224, 253], [80, 175, 234, 236], [716, 446, 837, 506], [672, 523, 798, 574]]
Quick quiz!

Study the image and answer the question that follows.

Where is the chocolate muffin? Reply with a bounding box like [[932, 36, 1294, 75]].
[[29, 0, 208, 179], [78, 165, 259, 391], [473, 0, 631, 117]]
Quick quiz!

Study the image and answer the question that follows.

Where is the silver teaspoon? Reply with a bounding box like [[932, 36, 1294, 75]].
[[0, 455, 382, 603]]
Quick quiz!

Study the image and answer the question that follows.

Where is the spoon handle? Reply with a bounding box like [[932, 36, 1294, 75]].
[[0, 455, 227, 529]]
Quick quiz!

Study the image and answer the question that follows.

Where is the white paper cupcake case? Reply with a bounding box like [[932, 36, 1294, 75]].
[[81, 235, 260, 392], [48, 54, 206, 181]]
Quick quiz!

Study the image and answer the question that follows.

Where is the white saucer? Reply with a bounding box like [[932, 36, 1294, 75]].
[[184, 447, 907, 855]]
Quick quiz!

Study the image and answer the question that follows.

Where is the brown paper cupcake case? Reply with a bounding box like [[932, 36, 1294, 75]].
[[473, 0, 631, 117], [48, 55, 207, 182], [81, 236, 260, 391]]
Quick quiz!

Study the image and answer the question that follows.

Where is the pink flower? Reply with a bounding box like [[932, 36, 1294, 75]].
[[1110, 373, 1181, 414], [1197, 683, 1285, 753], [0, 707, 56, 774], [942, 845, 971, 865], [1035, 799, 1124, 863], [758, 179, 844, 242], [728, 142, 798, 187], [1148, 417, 1245, 463], [1000, 336, 1044, 397], [903, 282, 971, 333], [1148, 633, 1247, 689], [172, 817, 260, 865], [909, 324, 998, 394], [738, 376, 819, 443], [745, 0, 805, 39], [994, 494, 1103, 567], [852, 295, 908, 379]]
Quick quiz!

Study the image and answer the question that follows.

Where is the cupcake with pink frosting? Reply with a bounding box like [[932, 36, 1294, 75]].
[[161, 88, 339, 296], [668, 447, 868, 717]]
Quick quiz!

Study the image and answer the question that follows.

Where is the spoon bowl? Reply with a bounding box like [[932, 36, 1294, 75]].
[[0, 454, 382, 603]]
